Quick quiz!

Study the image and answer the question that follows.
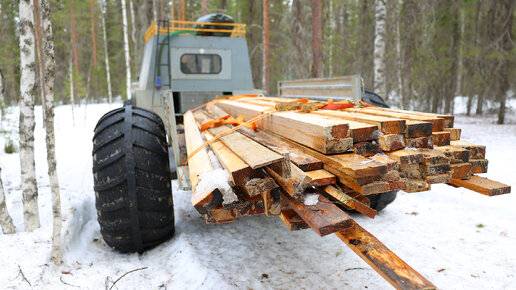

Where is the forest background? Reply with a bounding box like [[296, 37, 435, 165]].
[[0, 0, 514, 123]]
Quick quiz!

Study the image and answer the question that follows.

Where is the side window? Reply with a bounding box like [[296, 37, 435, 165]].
[[180, 54, 222, 74]]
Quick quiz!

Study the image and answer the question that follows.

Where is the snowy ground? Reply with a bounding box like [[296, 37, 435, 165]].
[[0, 102, 515, 289]]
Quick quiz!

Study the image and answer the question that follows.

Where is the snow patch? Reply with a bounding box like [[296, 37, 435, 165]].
[[303, 193, 319, 206], [245, 178, 261, 185], [194, 168, 238, 205]]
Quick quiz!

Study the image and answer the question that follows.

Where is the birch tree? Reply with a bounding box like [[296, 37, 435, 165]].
[[0, 166, 16, 234], [39, 0, 62, 264], [18, 0, 40, 232], [374, 0, 386, 99], [121, 0, 132, 101], [100, 1, 112, 104]]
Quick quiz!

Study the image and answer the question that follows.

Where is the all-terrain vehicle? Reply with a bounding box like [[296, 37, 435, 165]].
[[91, 14, 394, 253]]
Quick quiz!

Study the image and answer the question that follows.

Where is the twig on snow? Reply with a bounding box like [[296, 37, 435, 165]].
[[60, 276, 80, 288], [107, 267, 148, 290], [344, 267, 368, 272], [17, 265, 31, 287]]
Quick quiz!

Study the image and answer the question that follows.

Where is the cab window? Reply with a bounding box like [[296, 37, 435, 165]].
[[180, 54, 222, 74]]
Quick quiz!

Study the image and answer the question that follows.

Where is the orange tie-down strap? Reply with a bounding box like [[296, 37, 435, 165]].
[[179, 96, 374, 183]]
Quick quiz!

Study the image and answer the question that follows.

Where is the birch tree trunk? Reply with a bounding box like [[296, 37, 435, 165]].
[[18, 0, 40, 232], [262, 0, 270, 95], [100, 4, 113, 104], [121, 0, 132, 101], [374, 0, 386, 99], [311, 0, 323, 78], [33, 0, 46, 128], [39, 0, 62, 265], [0, 167, 16, 234]]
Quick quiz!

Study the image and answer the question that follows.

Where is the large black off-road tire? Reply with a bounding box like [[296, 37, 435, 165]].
[[367, 190, 398, 212], [92, 104, 174, 253]]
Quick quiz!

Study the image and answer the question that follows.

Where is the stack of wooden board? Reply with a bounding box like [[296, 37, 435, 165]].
[[183, 96, 511, 235]]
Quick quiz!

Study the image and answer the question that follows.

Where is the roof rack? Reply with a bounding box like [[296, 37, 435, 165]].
[[144, 19, 246, 43]]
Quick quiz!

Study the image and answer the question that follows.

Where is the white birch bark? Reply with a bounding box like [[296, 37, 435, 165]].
[[40, 0, 62, 265], [152, 0, 157, 22], [69, 57, 75, 126], [100, 3, 113, 104], [121, 0, 132, 101], [0, 167, 16, 234], [373, 0, 387, 99], [19, 0, 40, 232]]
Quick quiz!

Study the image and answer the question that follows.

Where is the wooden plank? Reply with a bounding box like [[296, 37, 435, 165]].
[[368, 153, 399, 171], [404, 120, 433, 138], [431, 131, 451, 146], [334, 176, 391, 195], [433, 145, 469, 163], [426, 173, 452, 184], [399, 164, 421, 179], [419, 149, 450, 165], [194, 111, 285, 169], [262, 188, 281, 216], [240, 175, 278, 197], [448, 175, 511, 196], [378, 134, 405, 151], [281, 191, 354, 236], [403, 179, 431, 193], [306, 169, 337, 186], [351, 105, 454, 127], [203, 131, 256, 186], [214, 101, 353, 154], [386, 149, 424, 165], [235, 126, 323, 171], [421, 164, 451, 176], [336, 221, 437, 290], [444, 128, 461, 141], [184, 111, 223, 214], [405, 136, 433, 149], [234, 98, 382, 143], [470, 159, 488, 173], [266, 162, 312, 201], [353, 106, 445, 132], [279, 209, 310, 231], [450, 140, 486, 159], [322, 185, 377, 218], [268, 130, 389, 178], [353, 142, 382, 157], [310, 109, 406, 135], [205, 206, 237, 224], [450, 163, 472, 180]]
